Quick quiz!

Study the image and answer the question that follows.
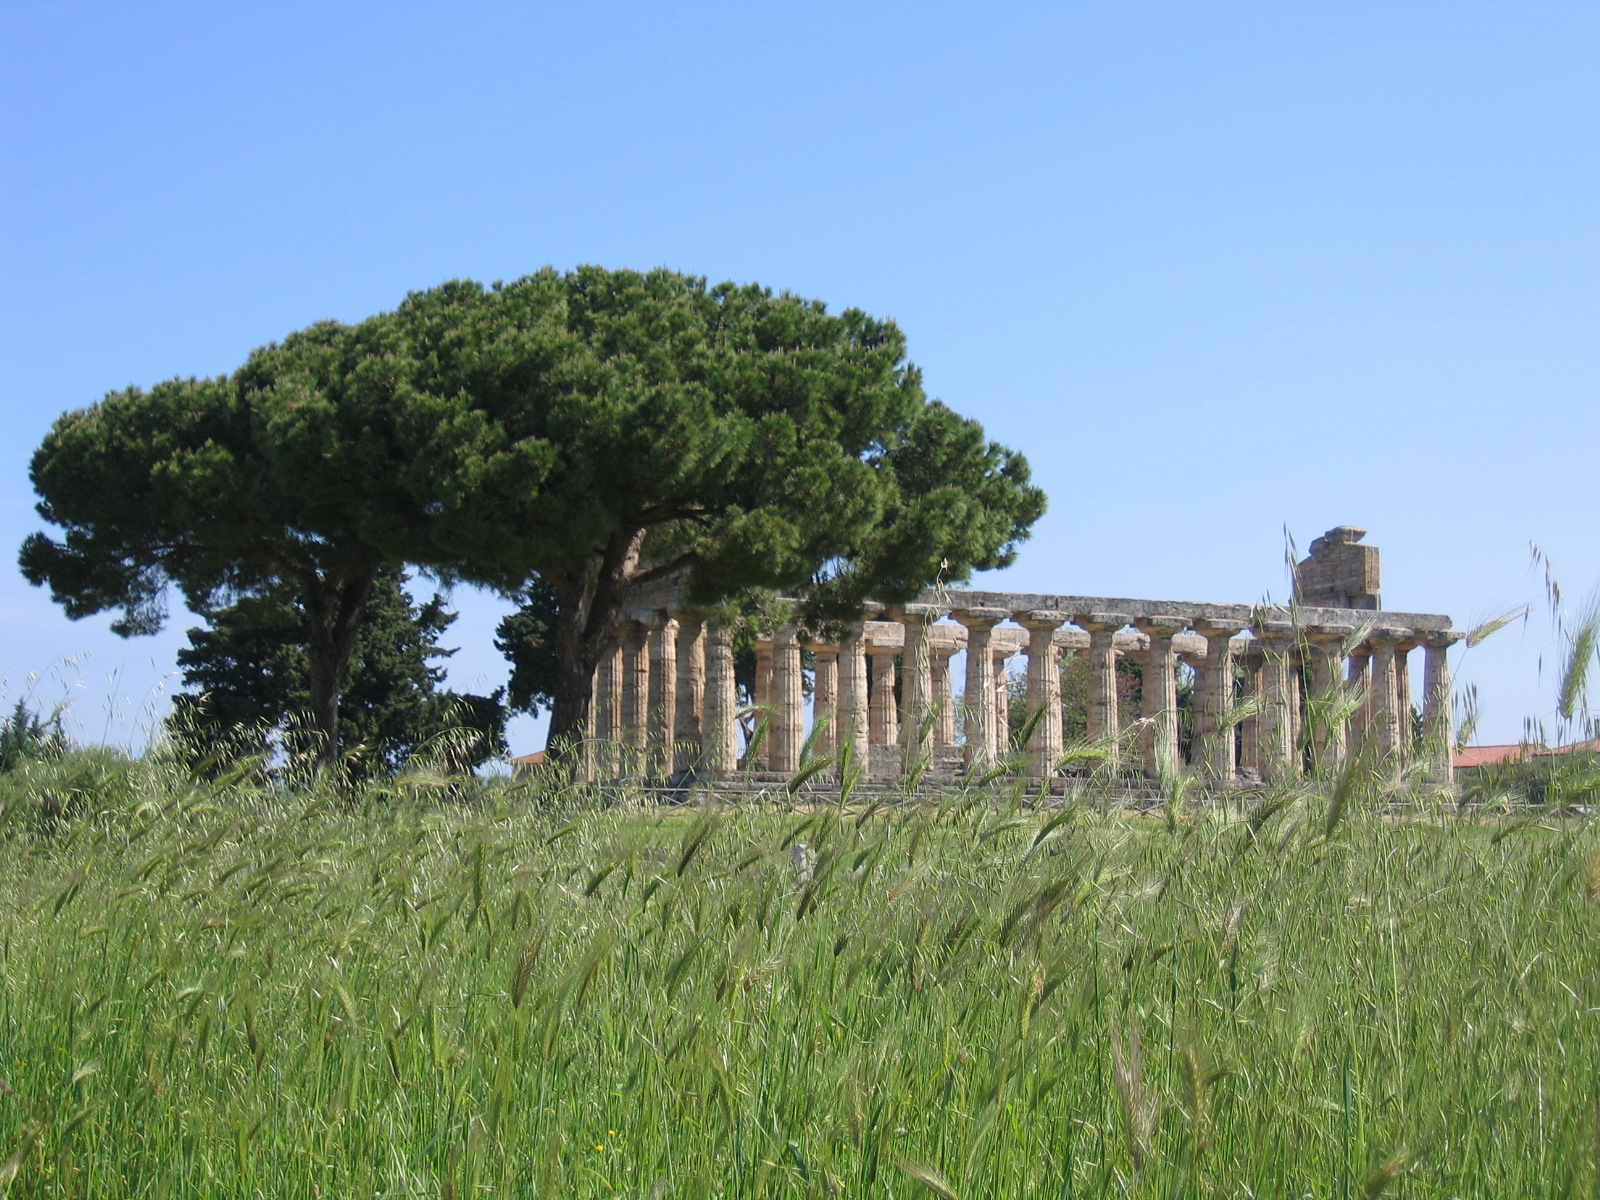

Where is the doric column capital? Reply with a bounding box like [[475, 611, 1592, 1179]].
[[1014, 609, 1072, 632], [953, 606, 1011, 630], [1420, 628, 1464, 650], [1365, 627, 1409, 650], [1132, 614, 1187, 638], [1072, 612, 1132, 634], [1304, 622, 1356, 646], [888, 602, 945, 625], [1252, 618, 1297, 645], [1192, 619, 1246, 641]]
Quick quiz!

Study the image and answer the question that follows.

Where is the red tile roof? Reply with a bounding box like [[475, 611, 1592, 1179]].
[[1453, 744, 1532, 769]]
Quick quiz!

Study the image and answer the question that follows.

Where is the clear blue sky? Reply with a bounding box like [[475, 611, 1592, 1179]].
[[2, 2, 1596, 751]]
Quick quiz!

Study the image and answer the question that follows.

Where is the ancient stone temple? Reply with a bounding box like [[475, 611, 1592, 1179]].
[[580, 527, 1461, 789]]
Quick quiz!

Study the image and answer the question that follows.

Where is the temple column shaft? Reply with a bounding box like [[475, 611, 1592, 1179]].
[[1194, 621, 1244, 783], [993, 651, 1012, 751], [1346, 651, 1371, 757], [1394, 642, 1415, 752], [1239, 652, 1261, 778], [868, 650, 899, 747], [646, 616, 679, 776], [1254, 626, 1296, 783], [837, 624, 871, 757], [812, 648, 839, 756], [753, 642, 772, 715], [620, 622, 650, 767], [1134, 616, 1185, 778], [1304, 626, 1352, 775], [752, 641, 774, 769], [893, 605, 942, 769], [1076, 613, 1131, 770], [673, 619, 705, 774], [1367, 634, 1402, 762], [594, 641, 617, 744], [702, 622, 738, 776], [1422, 631, 1461, 782], [1017, 611, 1070, 780], [956, 609, 1008, 768], [769, 625, 804, 773], [932, 651, 956, 746]]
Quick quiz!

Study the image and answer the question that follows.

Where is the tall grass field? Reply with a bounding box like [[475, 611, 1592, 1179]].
[[2, 754, 1598, 1197]]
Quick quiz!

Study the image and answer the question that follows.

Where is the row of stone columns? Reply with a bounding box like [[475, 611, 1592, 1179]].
[[588, 606, 1461, 785]]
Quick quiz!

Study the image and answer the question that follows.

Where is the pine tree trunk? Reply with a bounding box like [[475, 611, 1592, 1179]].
[[544, 530, 646, 763], [302, 570, 377, 770]]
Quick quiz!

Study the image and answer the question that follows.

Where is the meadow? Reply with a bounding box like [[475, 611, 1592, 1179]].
[[1, 749, 1598, 1198]]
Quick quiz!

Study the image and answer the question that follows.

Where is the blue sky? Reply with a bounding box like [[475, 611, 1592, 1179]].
[[2, 2, 1596, 751]]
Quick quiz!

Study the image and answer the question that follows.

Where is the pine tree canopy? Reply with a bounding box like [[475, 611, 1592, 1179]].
[[19, 312, 553, 765], [20, 265, 1046, 761], [409, 266, 1048, 745]]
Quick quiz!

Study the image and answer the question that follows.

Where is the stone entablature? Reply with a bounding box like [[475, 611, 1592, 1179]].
[[585, 530, 1460, 790]]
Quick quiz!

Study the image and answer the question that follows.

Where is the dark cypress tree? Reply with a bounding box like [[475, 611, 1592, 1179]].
[[171, 568, 505, 773]]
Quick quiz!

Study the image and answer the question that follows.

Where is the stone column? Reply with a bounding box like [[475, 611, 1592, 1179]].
[[992, 650, 1013, 751], [702, 622, 738, 776], [1238, 648, 1262, 778], [812, 646, 839, 757], [1366, 632, 1403, 762], [1421, 629, 1462, 782], [932, 650, 957, 747], [837, 622, 871, 758], [1303, 624, 1354, 775], [768, 625, 804, 773], [1193, 620, 1244, 783], [1016, 611, 1071, 781], [595, 640, 624, 778], [619, 621, 650, 766], [868, 647, 899, 748], [1287, 657, 1304, 770], [892, 604, 942, 770], [753, 641, 773, 715], [1075, 613, 1131, 768], [594, 640, 618, 744], [955, 608, 1009, 769], [1253, 622, 1297, 784], [1394, 639, 1416, 753], [1346, 649, 1372, 757], [645, 614, 679, 776], [751, 639, 774, 769], [674, 618, 706, 774], [1133, 616, 1186, 778]]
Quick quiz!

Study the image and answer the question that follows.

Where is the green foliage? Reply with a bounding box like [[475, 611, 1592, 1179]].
[[0, 700, 70, 773], [0, 771, 1596, 1196], [1461, 749, 1600, 810], [172, 569, 506, 773], [400, 267, 1045, 743], [494, 577, 560, 717], [21, 265, 1044, 758], [0, 745, 136, 837], [18, 311, 551, 762]]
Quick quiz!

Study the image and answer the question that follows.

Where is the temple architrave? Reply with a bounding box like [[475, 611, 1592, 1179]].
[[580, 527, 1462, 789]]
